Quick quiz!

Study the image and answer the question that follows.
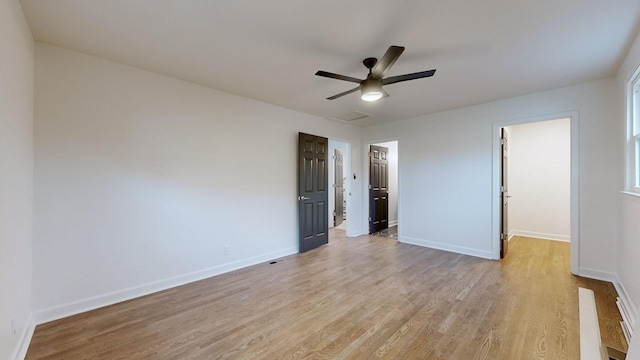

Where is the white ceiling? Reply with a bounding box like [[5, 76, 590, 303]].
[[20, 0, 640, 126]]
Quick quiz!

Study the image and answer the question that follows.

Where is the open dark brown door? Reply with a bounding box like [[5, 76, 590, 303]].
[[500, 128, 509, 258], [369, 145, 389, 233], [298, 133, 329, 252], [334, 149, 344, 226]]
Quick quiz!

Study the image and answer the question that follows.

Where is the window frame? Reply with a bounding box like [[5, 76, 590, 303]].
[[627, 65, 640, 193]]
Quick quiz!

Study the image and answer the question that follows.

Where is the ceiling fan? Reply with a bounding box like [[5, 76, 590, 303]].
[[315, 45, 436, 102]]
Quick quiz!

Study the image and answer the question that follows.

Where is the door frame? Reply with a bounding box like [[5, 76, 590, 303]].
[[500, 127, 509, 259], [368, 144, 390, 233], [491, 111, 579, 274], [328, 139, 353, 236], [333, 147, 345, 227], [362, 139, 400, 237]]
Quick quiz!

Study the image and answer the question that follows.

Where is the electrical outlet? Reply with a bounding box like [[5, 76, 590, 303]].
[[224, 245, 230, 256]]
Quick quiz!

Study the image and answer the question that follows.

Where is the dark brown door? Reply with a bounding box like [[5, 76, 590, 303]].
[[500, 128, 509, 258], [369, 145, 389, 233], [334, 149, 344, 227], [298, 133, 329, 252]]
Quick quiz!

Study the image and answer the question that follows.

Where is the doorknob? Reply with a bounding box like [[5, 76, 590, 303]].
[[298, 196, 310, 201]]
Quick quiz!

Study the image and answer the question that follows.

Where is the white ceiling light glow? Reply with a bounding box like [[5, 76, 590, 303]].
[[360, 78, 383, 102]]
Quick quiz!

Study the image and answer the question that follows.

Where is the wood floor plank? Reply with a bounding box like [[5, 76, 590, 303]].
[[26, 231, 626, 359]]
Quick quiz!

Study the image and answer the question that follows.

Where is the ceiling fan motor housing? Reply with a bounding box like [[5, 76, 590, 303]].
[[363, 57, 378, 72]]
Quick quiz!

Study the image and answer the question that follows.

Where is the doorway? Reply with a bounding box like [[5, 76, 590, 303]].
[[328, 139, 352, 236], [492, 113, 579, 274], [365, 140, 399, 238]]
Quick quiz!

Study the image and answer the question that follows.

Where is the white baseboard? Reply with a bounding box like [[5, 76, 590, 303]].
[[575, 267, 617, 283], [388, 220, 398, 227], [12, 315, 35, 360], [346, 228, 364, 237], [617, 299, 633, 344], [614, 275, 638, 333], [32, 247, 298, 325], [510, 229, 570, 242], [399, 236, 493, 259]]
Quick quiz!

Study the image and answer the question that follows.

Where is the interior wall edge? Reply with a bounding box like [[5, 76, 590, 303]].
[[346, 228, 365, 238], [398, 236, 493, 260], [11, 316, 35, 360], [576, 267, 618, 283]]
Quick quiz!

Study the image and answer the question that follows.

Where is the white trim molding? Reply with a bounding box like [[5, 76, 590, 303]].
[[12, 315, 35, 360], [625, 62, 640, 193], [614, 276, 638, 340], [32, 247, 298, 325], [399, 236, 493, 259], [576, 267, 617, 283], [509, 230, 570, 242]]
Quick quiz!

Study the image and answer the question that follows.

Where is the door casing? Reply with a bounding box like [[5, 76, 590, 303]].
[[334, 148, 345, 227], [491, 112, 579, 274], [328, 140, 352, 235], [363, 140, 399, 237], [500, 128, 509, 258], [369, 144, 389, 233]]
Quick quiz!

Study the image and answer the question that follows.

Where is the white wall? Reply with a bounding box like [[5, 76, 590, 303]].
[[363, 77, 620, 275], [32, 43, 364, 322], [506, 118, 571, 241], [616, 27, 640, 338], [0, 1, 34, 359]]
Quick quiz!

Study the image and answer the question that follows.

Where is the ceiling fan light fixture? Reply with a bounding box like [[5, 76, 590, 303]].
[[361, 78, 383, 102]]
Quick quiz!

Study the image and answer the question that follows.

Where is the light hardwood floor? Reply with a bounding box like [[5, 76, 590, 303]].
[[26, 231, 626, 359]]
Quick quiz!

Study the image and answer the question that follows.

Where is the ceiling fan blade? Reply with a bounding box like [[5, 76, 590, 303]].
[[372, 46, 405, 78], [315, 71, 363, 84], [327, 86, 361, 100], [382, 69, 436, 85]]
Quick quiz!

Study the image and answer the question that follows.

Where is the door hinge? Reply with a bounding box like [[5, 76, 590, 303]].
[[500, 186, 504, 192], [368, 184, 372, 190], [368, 216, 371, 222], [500, 233, 504, 240], [500, 139, 505, 145]]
